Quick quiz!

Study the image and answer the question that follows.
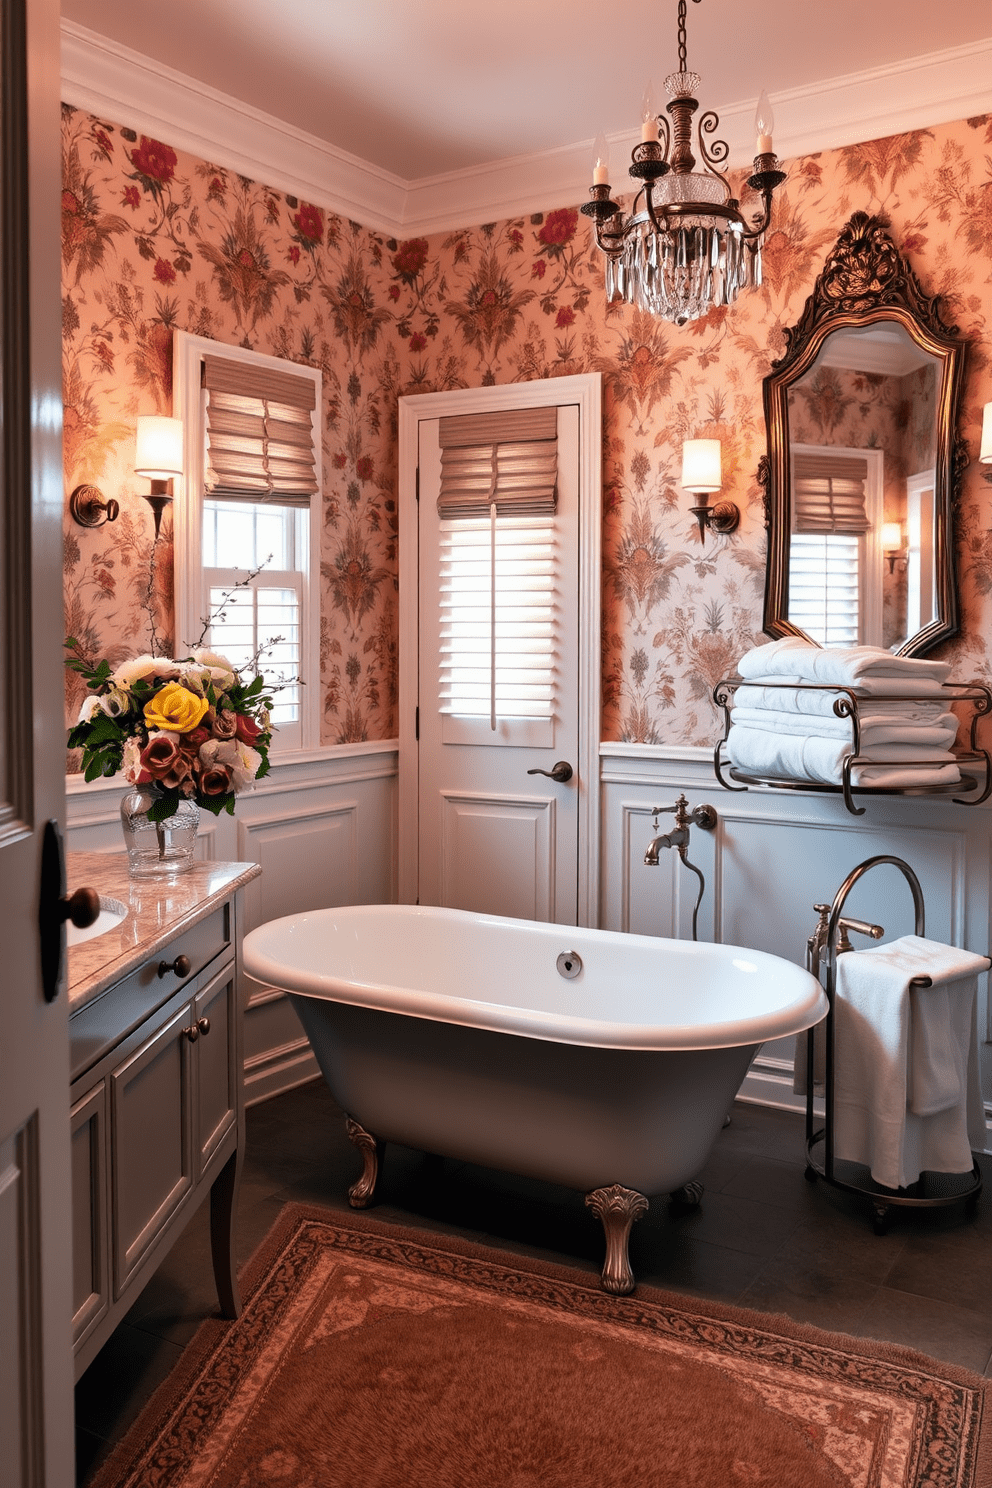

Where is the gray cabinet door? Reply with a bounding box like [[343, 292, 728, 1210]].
[[110, 1000, 194, 1296], [70, 1079, 108, 1347], [194, 966, 238, 1178]]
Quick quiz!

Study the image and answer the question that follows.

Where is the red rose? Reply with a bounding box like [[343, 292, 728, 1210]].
[[509, 229, 523, 246], [121, 186, 141, 209], [153, 258, 177, 285], [538, 208, 578, 248], [333, 452, 348, 469], [555, 305, 576, 328], [200, 764, 233, 796], [531, 260, 546, 279], [356, 455, 374, 481], [235, 714, 262, 745], [392, 237, 429, 278], [292, 203, 323, 244], [287, 245, 301, 265], [186, 725, 210, 747], [408, 333, 427, 352], [388, 285, 401, 300], [139, 733, 182, 780], [129, 136, 177, 185]]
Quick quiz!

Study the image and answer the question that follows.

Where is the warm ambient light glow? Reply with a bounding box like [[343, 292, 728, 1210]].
[[755, 89, 775, 154], [134, 415, 184, 479], [681, 439, 722, 494], [981, 402, 992, 464], [881, 522, 904, 552]]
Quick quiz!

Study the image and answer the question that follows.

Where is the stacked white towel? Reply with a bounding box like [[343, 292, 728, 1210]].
[[727, 640, 960, 787], [832, 936, 989, 1190]]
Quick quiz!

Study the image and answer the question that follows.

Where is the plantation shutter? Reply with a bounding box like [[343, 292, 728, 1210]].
[[202, 354, 318, 507], [792, 452, 870, 535], [437, 408, 558, 729]]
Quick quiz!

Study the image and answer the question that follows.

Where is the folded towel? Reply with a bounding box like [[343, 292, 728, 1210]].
[[735, 679, 951, 710], [729, 706, 959, 749], [832, 935, 989, 1189], [737, 639, 952, 688], [726, 725, 960, 788]]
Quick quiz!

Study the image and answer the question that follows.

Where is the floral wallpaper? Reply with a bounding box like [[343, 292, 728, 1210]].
[[62, 106, 992, 753]]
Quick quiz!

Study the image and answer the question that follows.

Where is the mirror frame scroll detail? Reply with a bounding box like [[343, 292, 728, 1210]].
[[760, 210, 968, 656]]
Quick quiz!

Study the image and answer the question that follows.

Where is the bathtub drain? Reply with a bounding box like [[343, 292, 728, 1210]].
[[556, 951, 583, 979]]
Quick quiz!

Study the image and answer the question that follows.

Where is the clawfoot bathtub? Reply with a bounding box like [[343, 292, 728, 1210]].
[[244, 905, 826, 1293]]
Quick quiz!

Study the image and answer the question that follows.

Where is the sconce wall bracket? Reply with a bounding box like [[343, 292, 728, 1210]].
[[689, 498, 740, 542]]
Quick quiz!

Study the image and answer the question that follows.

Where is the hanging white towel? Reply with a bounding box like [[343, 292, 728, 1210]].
[[726, 725, 960, 788], [734, 682, 951, 718], [832, 935, 989, 1190], [737, 639, 952, 688]]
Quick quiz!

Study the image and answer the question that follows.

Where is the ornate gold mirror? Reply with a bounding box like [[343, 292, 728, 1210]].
[[760, 211, 966, 656]]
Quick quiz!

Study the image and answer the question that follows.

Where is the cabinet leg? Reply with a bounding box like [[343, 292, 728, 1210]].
[[210, 1149, 242, 1319]]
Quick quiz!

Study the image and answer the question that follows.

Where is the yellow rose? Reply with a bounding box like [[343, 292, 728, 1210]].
[[143, 682, 210, 734]]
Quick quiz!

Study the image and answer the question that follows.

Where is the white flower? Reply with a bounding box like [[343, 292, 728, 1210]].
[[77, 693, 101, 724], [198, 737, 259, 793], [111, 654, 177, 687], [190, 649, 239, 688], [98, 685, 131, 718], [120, 736, 144, 783]]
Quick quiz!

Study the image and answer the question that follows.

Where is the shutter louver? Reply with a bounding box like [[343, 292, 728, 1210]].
[[202, 354, 318, 506], [792, 452, 870, 535]]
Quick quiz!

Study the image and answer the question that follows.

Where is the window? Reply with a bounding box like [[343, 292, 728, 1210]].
[[435, 407, 559, 744], [173, 333, 321, 754], [788, 446, 883, 647]]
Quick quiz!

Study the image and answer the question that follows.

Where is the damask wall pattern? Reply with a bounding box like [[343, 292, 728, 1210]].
[[61, 106, 992, 752]]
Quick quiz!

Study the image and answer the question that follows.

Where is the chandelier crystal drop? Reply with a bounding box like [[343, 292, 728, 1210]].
[[581, 0, 786, 326]]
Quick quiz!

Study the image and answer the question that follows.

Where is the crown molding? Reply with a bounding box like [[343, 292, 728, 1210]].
[[61, 22, 992, 237]]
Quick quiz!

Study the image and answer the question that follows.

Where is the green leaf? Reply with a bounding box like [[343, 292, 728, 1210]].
[[146, 790, 180, 823]]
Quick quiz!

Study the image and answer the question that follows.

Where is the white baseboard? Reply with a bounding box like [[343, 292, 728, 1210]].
[[243, 1038, 320, 1107]]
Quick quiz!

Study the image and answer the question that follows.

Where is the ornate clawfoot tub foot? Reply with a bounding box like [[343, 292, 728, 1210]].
[[345, 1116, 384, 1208], [669, 1180, 704, 1210], [585, 1184, 649, 1295]]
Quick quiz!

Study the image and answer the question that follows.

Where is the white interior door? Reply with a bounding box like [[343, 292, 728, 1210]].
[[0, 0, 76, 1479], [398, 376, 601, 927]]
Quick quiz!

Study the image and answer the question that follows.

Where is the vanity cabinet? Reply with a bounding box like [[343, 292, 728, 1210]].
[[68, 865, 257, 1380]]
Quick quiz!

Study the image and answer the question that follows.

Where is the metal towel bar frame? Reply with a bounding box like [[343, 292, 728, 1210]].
[[804, 853, 987, 1233]]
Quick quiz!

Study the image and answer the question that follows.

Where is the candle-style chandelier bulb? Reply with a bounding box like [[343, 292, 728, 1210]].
[[640, 82, 659, 142], [754, 90, 775, 154], [591, 130, 610, 185]]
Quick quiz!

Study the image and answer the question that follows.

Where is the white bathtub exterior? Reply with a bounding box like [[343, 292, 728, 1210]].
[[243, 904, 827, 1197]]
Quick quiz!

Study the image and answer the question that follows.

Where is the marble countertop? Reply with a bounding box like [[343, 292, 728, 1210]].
[[66, 851, 261, 1014]]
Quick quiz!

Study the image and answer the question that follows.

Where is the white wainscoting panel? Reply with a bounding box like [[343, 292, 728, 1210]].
[[66, 743, 397, 1106], [440, 791, 555, 921], [600, 744, 992, 1146]]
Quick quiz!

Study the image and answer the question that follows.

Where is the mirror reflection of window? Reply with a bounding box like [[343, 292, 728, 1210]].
[[789, 446, 883, 646]]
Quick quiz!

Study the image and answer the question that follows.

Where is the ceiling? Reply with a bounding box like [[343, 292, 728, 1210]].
[[60, 0, 992, 182]]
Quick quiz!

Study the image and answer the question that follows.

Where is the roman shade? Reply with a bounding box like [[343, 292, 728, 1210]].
[[202, 354, 318, 506], [437, 407, 558, 520], [792, 452, 870, 535]]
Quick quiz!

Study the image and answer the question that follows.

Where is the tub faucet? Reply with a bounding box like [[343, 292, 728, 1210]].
[[643, 795, 716, 864], [643, 795, 718, 941]]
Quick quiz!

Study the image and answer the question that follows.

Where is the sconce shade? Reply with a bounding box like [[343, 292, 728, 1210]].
[[681, 439, 722, 494], [134, 416, 184, 478], [981, 402, 992, 464], [881, 522, 903, 551]]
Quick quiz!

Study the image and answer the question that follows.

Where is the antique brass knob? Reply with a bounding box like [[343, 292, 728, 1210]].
[[196, 1016, 211, 1037], [60, 885, 100, 929], [526, 760, 573, 783], [159, 953, 192, 979], [183, 1023, 199, 1043]]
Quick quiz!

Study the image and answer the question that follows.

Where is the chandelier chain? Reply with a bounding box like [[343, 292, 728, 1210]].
[[677, 0, 702, 74]]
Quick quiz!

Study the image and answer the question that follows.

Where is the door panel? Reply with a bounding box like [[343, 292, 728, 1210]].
[[194, 968, 237, 1177], [70, 1080, 108, 1346], [417, 400, 579, 924]]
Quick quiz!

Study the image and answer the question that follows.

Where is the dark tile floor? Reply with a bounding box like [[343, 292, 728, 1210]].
[[75, 1081, 992, 1484]]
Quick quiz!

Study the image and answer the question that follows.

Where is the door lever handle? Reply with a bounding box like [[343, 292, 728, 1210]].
[[527, 761, 573, 784]]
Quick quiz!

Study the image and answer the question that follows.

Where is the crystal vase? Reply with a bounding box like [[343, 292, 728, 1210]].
[[120, 788, 200, 878]]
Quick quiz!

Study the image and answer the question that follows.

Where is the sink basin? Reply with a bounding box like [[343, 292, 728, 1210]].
[[67, 896, 128, 947]]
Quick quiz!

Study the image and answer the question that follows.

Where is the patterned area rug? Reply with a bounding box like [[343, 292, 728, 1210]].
[[91, 1204, 991, 1488]]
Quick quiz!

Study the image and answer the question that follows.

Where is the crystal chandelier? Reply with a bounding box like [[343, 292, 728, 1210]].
[[580, 0, 786, 325]]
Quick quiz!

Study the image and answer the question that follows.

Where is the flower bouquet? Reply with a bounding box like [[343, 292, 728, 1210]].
[[66, 641, 273, 873]]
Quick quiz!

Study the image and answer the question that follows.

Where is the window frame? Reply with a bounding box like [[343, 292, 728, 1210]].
[[789, 443, 884, 647], [173, 331, 322, 756]]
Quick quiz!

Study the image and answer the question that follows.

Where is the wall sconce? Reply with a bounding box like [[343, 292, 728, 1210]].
[[881, 522, 907, 573], [680, 439, 740, 542], [981, 402, 992, 484], [69, 415, 184, 538], [134, 415, 184, 539]]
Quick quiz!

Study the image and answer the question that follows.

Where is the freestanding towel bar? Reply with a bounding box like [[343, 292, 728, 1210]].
[[803, 853, 986, 1233]]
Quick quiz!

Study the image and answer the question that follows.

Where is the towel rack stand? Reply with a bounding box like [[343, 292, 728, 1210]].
[[712, 678, 992, 815], [804, 853, 985, 1234]]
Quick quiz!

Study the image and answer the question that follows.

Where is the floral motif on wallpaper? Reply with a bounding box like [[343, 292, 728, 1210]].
[[63, 106, 992, 751]]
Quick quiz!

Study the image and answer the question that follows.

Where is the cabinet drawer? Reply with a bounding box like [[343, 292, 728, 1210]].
[[70, 906, 231, 1081]]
